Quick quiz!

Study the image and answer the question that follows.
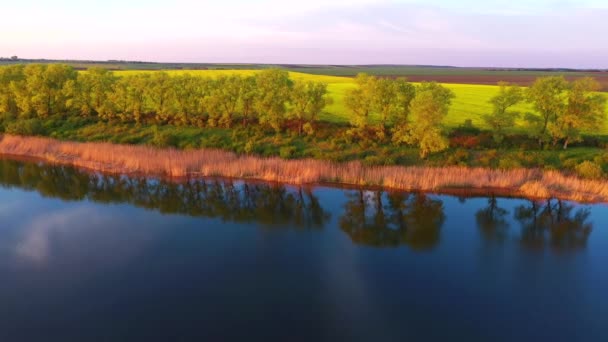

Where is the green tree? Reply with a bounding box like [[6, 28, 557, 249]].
[[389, 78, 417, 142], [208, 75, 241, 128], [145, 72, 173, 123], [255, 69, 292, 132], [170, 74, 204, 126], [289, 80, 330, 135], [550, 77, 607, 149], [0, 65, 25, 114], [526, 76, 568, 144], [344, 73, 376, 129], [373, 78, 399, 133], [483, 82, 524, 143], [64, 67, 116, 118], [18, 64, 76, 118], [239, 75, 258, 126], [394, 82, 454, 158]]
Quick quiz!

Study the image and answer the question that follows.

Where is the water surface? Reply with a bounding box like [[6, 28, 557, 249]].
[[0, 159, 606, 341]]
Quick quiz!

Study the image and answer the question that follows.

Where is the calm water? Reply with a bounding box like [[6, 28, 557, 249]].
[[0, 159, 606, 342]]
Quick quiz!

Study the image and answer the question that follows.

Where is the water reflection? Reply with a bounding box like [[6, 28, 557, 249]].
[[0, 159, 597, 253], [515, 199, 592, 252], [0, 159, 330, 229], [476, 196, 510, 243], [339, 190, 445, 250], [473, 195, 594, 252]]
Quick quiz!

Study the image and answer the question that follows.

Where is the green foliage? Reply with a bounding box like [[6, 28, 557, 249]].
[[255, 69, 293, 132], [446, 149, 470, 166], [395, 82, 454, 158], [151, 126, 178, 148], [575, 160, 603, 179], [5, 118, 45, 136], [290, 80, 330, 135], [279, 146, 297, 159], [526, 76, 568, 143], [483, 82, 523, 144]]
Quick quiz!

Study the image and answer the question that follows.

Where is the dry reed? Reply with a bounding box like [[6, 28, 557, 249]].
[[0, 134, 607, 202]]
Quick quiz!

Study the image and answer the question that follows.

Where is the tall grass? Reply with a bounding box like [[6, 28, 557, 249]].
[[0, 134, 607, 202]]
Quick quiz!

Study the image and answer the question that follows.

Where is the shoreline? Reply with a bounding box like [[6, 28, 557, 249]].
[[0, 134, 606, 203]]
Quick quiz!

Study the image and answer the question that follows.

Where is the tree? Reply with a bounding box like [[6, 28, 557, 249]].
[[64, 67, 116, 118], [207, 75, 241, 128], [550, 77, 607, 149], [344, 73, 376, 129], [289, 80, 330, 135], [17, 64, 76, 118], [483, 82, 524, 143], [526, 76, 568, 144], [394, 82, 454, 158], [145, 72, 173, 123], [373, 78, 399, 134], [121, 74, 150, 123], [254, 69, 292, 132], [0, 64, 24, 114], [238, 75, 258, 126]]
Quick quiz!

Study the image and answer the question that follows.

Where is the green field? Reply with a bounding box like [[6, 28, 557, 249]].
[[112, 69, 608, 135]]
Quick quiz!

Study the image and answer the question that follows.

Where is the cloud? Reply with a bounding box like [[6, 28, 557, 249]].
[[14, 206, 162, 265]]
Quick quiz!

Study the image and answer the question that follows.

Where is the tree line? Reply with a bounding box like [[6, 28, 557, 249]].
[[343, 74, 607, 156], [0, 64, 330, 135], [0, 64, 606, 158]]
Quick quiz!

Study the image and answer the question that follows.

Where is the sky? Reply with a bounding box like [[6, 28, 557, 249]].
[[2, 0, 607, 68]]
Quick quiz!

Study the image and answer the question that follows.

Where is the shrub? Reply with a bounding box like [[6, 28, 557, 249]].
[[446, 149, 470, 166], [362, 155, 384, 166], [498, 157, 523, 170], [5, 119, 45, 136], [303, 122, 315, 136], [575, 161, 603, 180], [151, 127, 178, 148], [244, 140, 255, 154], [279, 146, 297, 159], [475, 149, 498, 167], [449, 135, 480, 149]]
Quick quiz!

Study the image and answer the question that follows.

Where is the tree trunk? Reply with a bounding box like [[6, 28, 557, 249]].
[[563, 138, 569, 150]]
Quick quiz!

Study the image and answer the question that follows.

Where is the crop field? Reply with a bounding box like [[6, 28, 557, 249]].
[[112, 69, 608, 134]]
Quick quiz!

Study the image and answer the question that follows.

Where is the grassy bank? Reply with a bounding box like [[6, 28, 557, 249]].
[[1, 134, 607, 203]]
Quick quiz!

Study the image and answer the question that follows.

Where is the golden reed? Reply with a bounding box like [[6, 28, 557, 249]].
[[0, 134, 607, 202]]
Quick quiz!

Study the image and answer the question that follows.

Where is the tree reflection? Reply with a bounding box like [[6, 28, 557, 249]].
[[339, 190, 445, 250], [0, 159, 330, 229], [514, 199, 592, 252], [475, 196, 510, 243]]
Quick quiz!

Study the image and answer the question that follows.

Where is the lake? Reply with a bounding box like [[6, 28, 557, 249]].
[[0, 158, 606, 341]]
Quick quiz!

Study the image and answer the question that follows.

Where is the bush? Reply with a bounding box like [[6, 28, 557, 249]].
[[151, 127, 178, 148], [244, 140, 255, 154], [475, 149, 498, 167], [5, 119, 45, 136], [446, 149, 470, 166], [363, 155, 386, 166], [279, 146, 297, 159], [498, 157, 523, 170], [575, 161, 603, 180], [303, 122, 315, 136]]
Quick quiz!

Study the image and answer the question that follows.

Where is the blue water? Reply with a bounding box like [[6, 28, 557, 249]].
[[0, 159, 606, 341]]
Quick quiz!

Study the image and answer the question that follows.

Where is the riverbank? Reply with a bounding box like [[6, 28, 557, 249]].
[[0, 134, 606, 202]]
